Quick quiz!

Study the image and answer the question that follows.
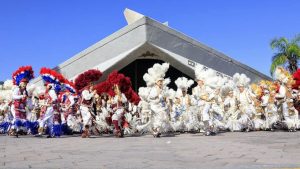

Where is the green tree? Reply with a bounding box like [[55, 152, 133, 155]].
[[270, 34, 300, 75]]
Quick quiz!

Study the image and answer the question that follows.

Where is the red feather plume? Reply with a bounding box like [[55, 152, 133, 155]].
[[293, 69, 300, 89], [95, 70, 140, 105], [74, 69, 103, 92]]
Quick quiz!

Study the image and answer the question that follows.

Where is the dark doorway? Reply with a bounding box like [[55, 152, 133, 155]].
[[119, 59, 196, 93]]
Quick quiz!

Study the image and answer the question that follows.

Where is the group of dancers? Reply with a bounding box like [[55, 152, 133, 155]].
[[1, 63, 300, 138]]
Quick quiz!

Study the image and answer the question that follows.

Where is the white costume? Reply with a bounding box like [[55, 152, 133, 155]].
[[273, 67, 298, 131], [39, 88, 58, 135], [224, 94, 242, 131], [137, 87, 151, 124], [80, 89, 94, 127], [111, 93, 127, 127], [140, 63, 173, 137], [193, 65, 218, 135], [233, 73, 255, 131], [261, 91, 278, 130], [148, 85, 173, 134], [173, 77, 199, 132]]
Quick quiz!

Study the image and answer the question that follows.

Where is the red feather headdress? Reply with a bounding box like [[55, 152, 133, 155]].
[[74, 69, 103, 92], [95, 70, 140, 105]]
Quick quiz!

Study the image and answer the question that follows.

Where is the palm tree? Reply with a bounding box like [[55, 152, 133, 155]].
[[270, 34, 300, 75]]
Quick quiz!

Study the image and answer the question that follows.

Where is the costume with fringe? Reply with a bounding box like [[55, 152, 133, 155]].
[[11, 66, 34, 136]]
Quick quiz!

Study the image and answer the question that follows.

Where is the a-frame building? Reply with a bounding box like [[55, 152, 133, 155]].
[[32, 9, 271, 90]]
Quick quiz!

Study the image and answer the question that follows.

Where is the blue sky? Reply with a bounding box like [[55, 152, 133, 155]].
[[0, 0, 300, 81]]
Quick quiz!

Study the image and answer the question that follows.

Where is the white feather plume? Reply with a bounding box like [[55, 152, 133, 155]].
[[233, 73, 251, 87], [138, 87, 150, 100], [143, 63, 170, 87], [195, 65, 217, 85], [175, 77, 194, 90], [3, 80, 14, 90], [221, 79, 235, 97], [166, 88, 176, 100], [273, 67, 288, 83], [0, 90, 12, 102]]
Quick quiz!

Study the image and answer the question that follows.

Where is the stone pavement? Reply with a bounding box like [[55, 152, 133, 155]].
[[0, 131, 300, 169]]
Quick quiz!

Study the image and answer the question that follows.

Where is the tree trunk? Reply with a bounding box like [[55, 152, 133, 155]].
[[288, 54, 298, 74]]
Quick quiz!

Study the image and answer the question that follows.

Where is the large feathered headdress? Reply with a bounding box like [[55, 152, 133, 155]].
[[175, 77, 194, 90], [12, 66, 34, 86], [233, 73, 251, 87], [40, 67, 67, 92], [74, 69, 102, 92], [143, 63, 170, 87], [221, 79, 235, 97], [95, 70, 140, 105], [273, 67, 294, 85], [40, 67, 77, 93], [194, 65, 216, 82]]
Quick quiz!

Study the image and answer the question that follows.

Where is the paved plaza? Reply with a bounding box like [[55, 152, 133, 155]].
[[0, 131, 300, 169]]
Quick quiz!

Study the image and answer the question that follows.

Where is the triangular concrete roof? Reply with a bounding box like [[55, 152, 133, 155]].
[[32, 13, 271, 85]]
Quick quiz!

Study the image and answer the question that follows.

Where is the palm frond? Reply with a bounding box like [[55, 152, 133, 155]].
[[287, 44, 300, 58], [270, 54, 287, 75], [271, 53, 286, 62], [270, 37, 288, 52]]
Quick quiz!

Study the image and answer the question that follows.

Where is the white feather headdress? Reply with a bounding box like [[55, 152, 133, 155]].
[[208, 76, 228, 89], [273, 67, 288, 83], [143, 63, 170, 87], [195, 65, 216, 82], [233, 73, 251, 87], [221, 79, 235, 97], [175, 77, 194, 90], [3, 80, 14, 90], [175, 77, 194, 98]]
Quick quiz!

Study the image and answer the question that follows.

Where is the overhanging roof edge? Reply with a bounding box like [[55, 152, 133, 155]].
[[143, 17, 271, 80], [52, 17, 149, 72]]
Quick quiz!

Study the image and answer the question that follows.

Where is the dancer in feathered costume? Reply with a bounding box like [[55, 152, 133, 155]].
[[94, 82, 113, 134], [38, 67, 66, 138], [142, 63, 174, 137], [273, 67, 299, 131], [262, 88, 279, 131], [192, 65, 216, 136], [94, 71, 140, 136], [60, 90, 76, 135], [0, 80, 14, 134], [107, 71, 133, 137], [24, 84, 40, 135], [137, 87, 151, 125], [0, 98, 11, 134], [11, 66, 34, 137], [292, 69, 300, 115], [248, 83, 264, 131], [208, 76, 227, 131], [173, 77, 199, 132], [74, 69, 102, 138], [222, 80, 242, 132], [233, 73, 256, 132], [110, 84, 127, 137], [93, 93, 110, 134]]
